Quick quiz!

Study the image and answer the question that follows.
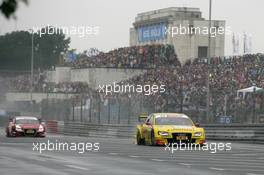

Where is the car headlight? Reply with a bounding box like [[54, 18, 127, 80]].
[[15, 125, 22, 131], [38, 125, 44, 132], [158, 131, 169, 136], [194, 132, 202, 137]]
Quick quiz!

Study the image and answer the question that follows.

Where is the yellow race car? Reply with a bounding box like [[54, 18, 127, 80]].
[[136, 113, 205, 146]]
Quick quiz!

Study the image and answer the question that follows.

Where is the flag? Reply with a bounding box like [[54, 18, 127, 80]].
[[232, 33, 240, 55], [244, 33, 252, 54]]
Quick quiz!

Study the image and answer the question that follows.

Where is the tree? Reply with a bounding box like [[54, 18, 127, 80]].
[[34, 26, 71, 70], [0, 26, 70, 70], [0, 0, 28, 19]]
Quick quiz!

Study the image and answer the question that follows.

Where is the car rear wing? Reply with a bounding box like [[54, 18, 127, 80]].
[[138, 114, 148, 122]]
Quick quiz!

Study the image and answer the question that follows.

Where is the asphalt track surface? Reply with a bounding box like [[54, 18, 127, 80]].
[[0, 130, 264, 175]]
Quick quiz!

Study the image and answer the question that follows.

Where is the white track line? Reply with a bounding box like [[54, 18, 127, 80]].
[[129, 155, 140, 158], [108, 153, 118, 155], [179, 163, 192, 166], [66, 164, 89, 171], [151, 159, 166, 162], [209, 167, 224, 171]]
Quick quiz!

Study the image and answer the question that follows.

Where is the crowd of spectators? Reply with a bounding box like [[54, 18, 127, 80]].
[[2, 71, 91, 94], [63, 44, 180, 69], [97, 52, 264, 122], [115, 53, 264, 118]]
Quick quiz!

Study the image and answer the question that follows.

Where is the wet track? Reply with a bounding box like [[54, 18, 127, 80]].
[[0, 131, 264, 175]]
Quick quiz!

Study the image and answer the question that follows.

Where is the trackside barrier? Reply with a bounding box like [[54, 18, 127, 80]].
[[57, 121, 64, 134], [203, 124, 264, 143], [46, 120, 58, 134], [0, 127, 5, 136], [61, 121, 264, 143], [63, 121, 135, 138]]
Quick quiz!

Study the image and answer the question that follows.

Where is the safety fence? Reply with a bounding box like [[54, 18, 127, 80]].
[[5, 93, 264, 125], [58, 121, 264, 143]]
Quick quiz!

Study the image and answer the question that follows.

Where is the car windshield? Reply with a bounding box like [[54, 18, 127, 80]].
[[155, 116, 193, 126], [15, 118, 40, 124]]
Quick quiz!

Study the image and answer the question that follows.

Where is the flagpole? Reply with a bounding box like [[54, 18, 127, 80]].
[[206, 0, 212, 123]]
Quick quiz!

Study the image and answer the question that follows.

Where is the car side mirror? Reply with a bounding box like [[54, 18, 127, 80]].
[[39, 119, 46, 125], [195, 122, 200, 127], [145, 122, 151, 126]]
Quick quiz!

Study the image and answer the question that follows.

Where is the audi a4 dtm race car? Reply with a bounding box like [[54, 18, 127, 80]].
[[136, 113, 205, 146], [5, 116, 46, 137]]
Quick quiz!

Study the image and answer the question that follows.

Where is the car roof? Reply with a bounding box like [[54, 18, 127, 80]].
[[153, 113, 190, 118], [14, 116, 38, 120]]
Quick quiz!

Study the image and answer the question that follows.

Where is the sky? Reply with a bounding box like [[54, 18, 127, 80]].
[[0, 0, 263, 55]]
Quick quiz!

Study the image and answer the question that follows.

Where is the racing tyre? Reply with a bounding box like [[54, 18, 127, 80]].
[[136, 130, 144, 145], [6, 132, 10, 137], [151, 131, 156, 146]]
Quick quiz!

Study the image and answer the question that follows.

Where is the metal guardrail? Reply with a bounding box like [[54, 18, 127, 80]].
[[203, 124, 264, 143], [63, 121, 135, 138], [45, 120, 65, 134], [60, 121, 264, 143], [0, 127, 6, 136]]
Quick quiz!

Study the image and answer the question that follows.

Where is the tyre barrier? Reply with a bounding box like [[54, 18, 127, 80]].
[[61, 121, 264, 143]]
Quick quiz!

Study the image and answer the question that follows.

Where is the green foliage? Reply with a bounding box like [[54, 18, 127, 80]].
[[0, 0, 28, 19], [0, 27, 70, 70]]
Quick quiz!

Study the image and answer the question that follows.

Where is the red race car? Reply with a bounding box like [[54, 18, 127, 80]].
[[6, 116, 46, 137]]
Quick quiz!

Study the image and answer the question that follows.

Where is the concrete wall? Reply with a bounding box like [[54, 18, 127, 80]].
[[46, 70, 56, 83], [6, 92, 75, 103], [46, 67, 146, 89], [55, 67, 71, 83], [171, 20, 225, 63]]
